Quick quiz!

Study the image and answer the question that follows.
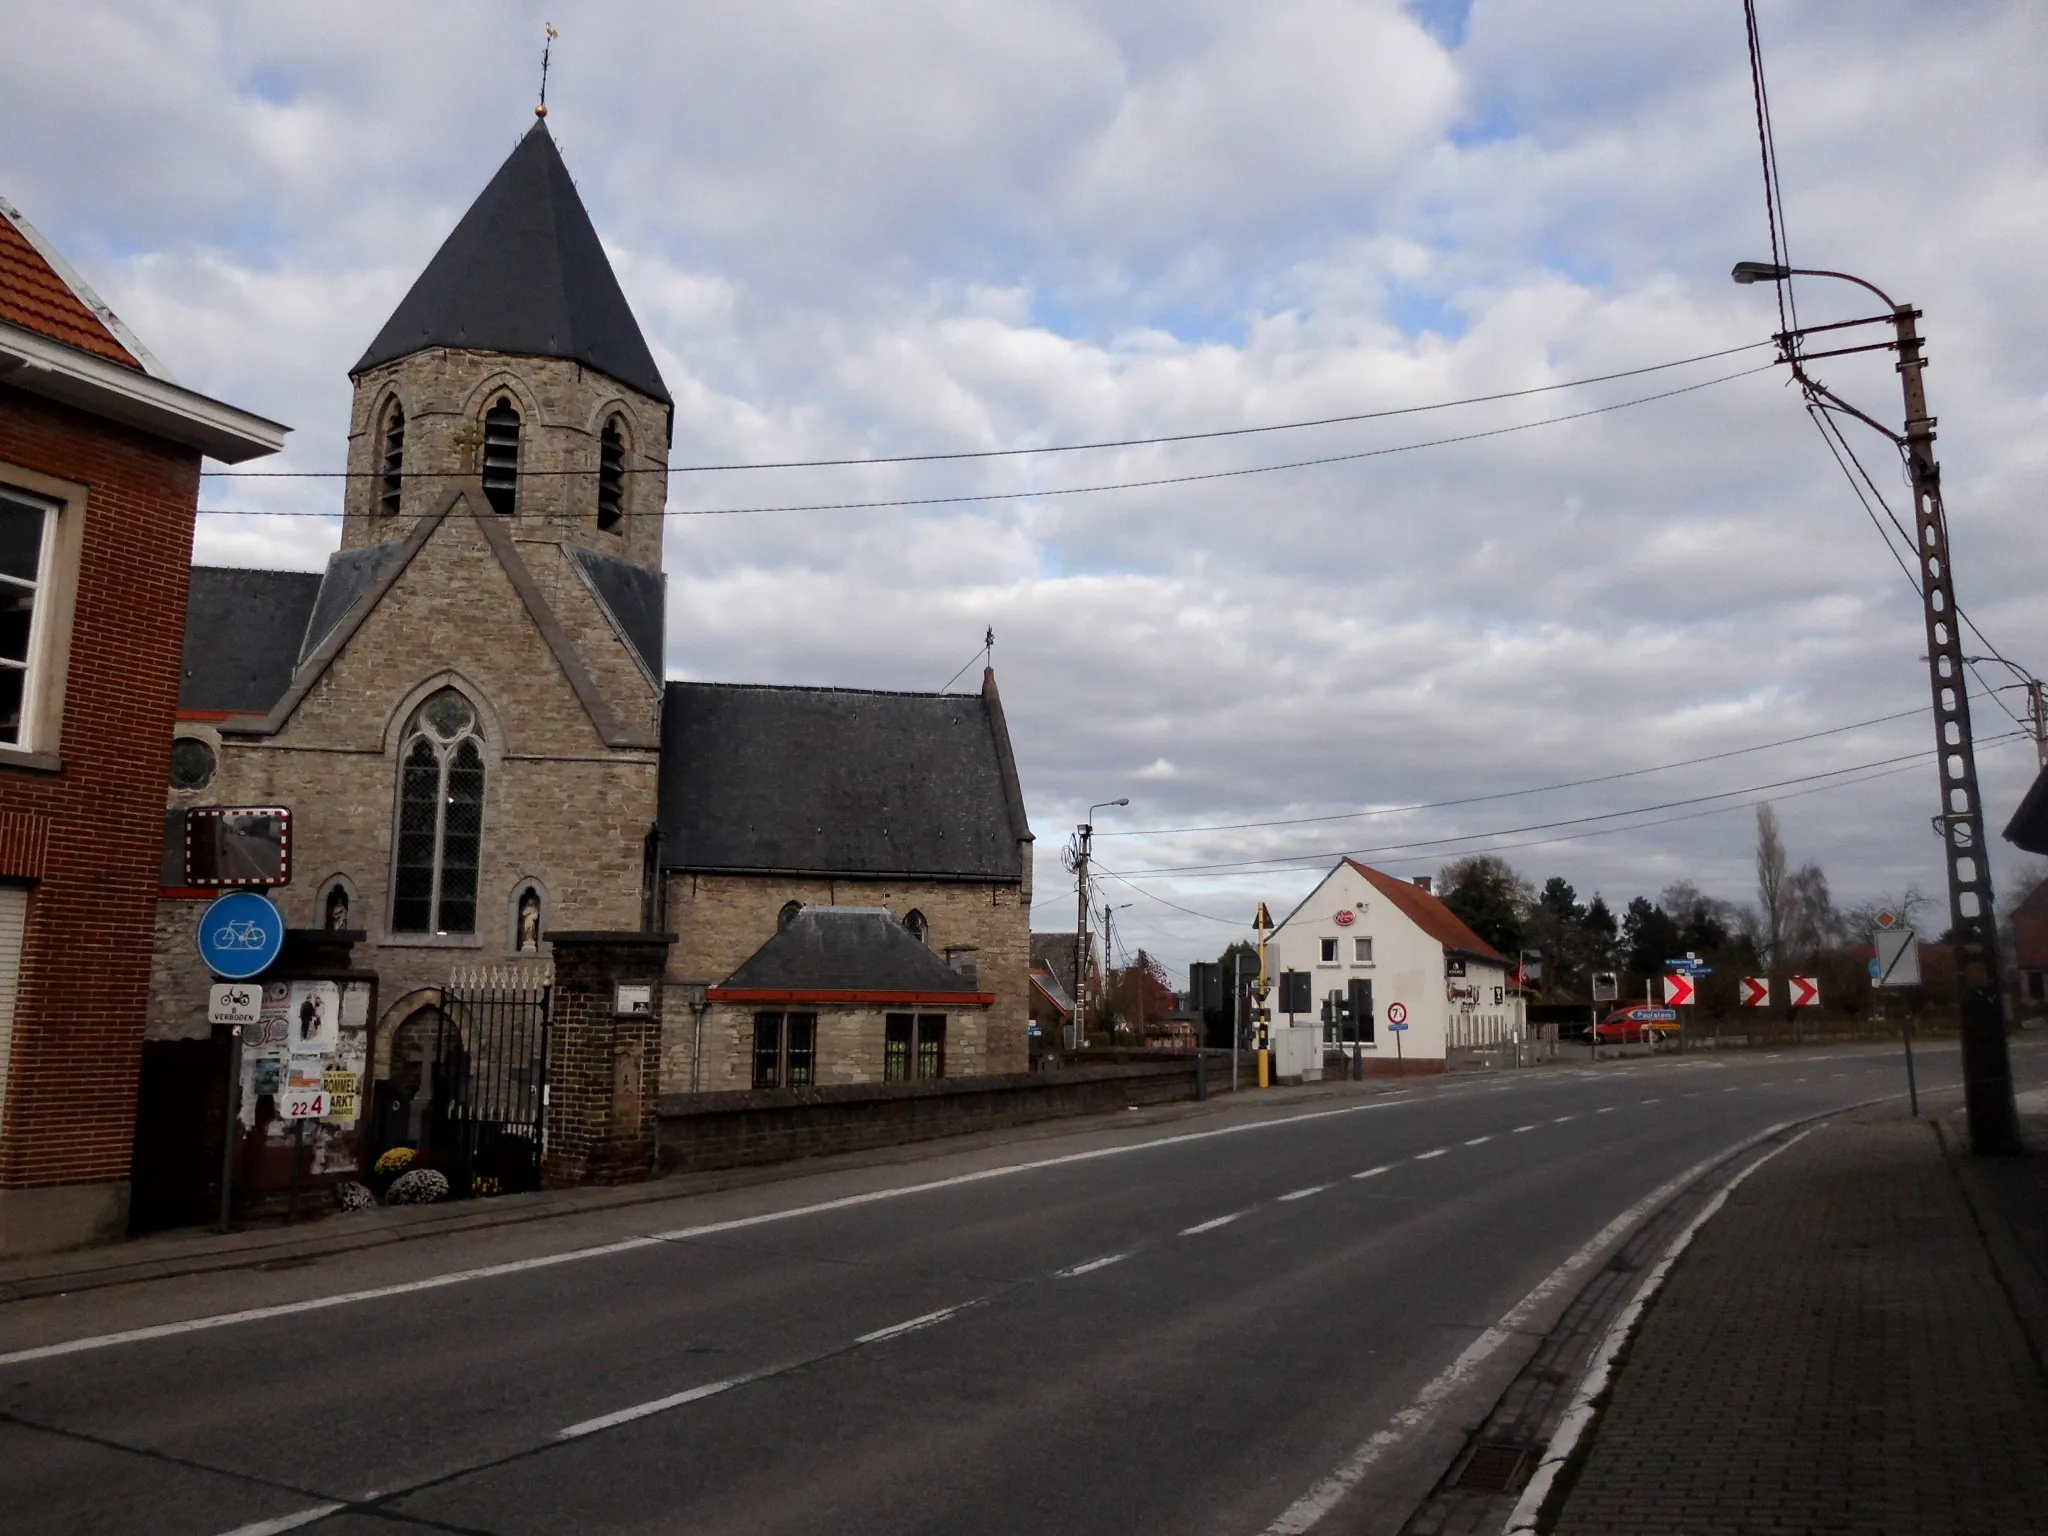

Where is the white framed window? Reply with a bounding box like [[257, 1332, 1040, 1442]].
[[1353, 936, 1374, 964], [0, 487, 55, 751], [1319, 937, 1339, 964]]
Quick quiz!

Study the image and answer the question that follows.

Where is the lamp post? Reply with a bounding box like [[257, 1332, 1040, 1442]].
[[1734, 260, 2020, 1153], [1068, 798, 1128, 1048]]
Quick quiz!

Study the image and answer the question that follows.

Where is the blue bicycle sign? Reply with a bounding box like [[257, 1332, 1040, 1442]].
[[196, 891, 285, 979]]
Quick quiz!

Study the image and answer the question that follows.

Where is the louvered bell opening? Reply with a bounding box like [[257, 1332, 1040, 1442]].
[[482, 401, 521, 515], [597, 419, 625, 531], [379, 406, 405, 515]]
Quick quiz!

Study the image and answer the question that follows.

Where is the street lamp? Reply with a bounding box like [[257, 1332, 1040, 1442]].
[[1734, 259, 2021, 1153], [1066, 798, 1129, 1047]]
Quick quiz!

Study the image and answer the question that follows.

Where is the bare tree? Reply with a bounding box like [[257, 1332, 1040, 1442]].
[[1783, 863, 1840, 962], [1755, 803, 1790, 970]]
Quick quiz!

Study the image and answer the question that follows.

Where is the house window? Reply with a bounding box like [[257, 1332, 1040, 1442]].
[[391, 688, 485, 933], [753, 1011, 817, 1089], [1353, 936, 1373, 964], [379, 402, 405, 515], [903, 909, 928, 946], [597, 417, 625, 531], [884, 1013, 945, 1081], [0, 489, 53, 749], [169, 737, 216, 790], [481, 398, 521, 515], [1319, 937, 1338, 964]]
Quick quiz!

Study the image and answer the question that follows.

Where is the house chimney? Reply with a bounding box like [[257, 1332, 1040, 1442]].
[[1412, 875, 1433, 895]]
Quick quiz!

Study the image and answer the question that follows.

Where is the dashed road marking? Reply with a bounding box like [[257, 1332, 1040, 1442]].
[[1464, 1136, 1493, 1146], [1414, 1149, 1448, 1161], [1513, 1124, 1537, 1133], [1639, 1098, 1661, 1105], [1353, 1165, 1394, 1180], [214, 1509, 348, 1536], [1279, 1185, 1329, 1202], [1180, 1213, 1243, 1236], [1596, 1107, 1616, 1115], [1055, 1253, 1129, 1279], [559, 1376, 749, 1439], [857, 1301, 980, 1339], [1553, 1115, 1576, 1123]]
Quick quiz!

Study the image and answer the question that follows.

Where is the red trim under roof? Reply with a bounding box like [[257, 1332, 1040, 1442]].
[[708, 988, 995, 1006], [1344, 858, 1508, 965]]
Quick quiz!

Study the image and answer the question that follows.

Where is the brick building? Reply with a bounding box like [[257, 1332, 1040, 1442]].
[[0, 193, 284, 1254], [150, 120, 1032, 1166]]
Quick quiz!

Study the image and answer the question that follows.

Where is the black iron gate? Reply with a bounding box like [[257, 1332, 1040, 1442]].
[[426, 972, 551, 1196]]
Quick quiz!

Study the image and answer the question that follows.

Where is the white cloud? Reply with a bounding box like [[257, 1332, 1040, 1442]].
[[6, 0, 2045, 967]]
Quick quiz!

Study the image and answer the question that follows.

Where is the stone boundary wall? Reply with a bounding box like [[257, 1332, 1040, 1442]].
[[657, 1059, 1207, 1175]]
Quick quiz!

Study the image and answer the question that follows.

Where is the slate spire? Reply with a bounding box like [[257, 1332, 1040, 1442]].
[[353, 121, 670, 404]]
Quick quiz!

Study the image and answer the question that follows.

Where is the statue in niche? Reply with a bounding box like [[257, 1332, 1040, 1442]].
[[517, 888, 542, 953], [325, 886, 349, 931]]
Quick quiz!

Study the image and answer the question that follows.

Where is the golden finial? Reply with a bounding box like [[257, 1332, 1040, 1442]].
[[536, 23, 558, 118]]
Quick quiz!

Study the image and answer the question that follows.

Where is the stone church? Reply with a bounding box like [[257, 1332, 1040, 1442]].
[[149, 119, 1033, 1105]]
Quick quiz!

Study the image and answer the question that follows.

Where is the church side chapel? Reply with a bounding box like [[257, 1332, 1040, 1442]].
[[148, 115, 1033, 1126]]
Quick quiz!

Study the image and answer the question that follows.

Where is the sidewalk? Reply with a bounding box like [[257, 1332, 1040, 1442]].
[[1542, 1100, 2048, 1535]]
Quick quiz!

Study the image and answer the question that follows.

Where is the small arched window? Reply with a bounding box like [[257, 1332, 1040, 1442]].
[[903, 909, 928, 946], [324, 883, 351, 931], [392, 688, 486, 934], [597, 417, 625, 532], [778, 900, 804, 930], [379, 402, 406, 515], [481, 398, 521, 516]]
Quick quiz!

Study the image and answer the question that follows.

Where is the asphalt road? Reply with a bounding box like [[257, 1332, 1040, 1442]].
[[4, 1039, 2040, 1536]]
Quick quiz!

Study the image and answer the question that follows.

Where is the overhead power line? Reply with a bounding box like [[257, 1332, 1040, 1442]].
[[197, 340, 1773, 481], [194, 362, 1774, 520], [1095, 698, 1963, 840]]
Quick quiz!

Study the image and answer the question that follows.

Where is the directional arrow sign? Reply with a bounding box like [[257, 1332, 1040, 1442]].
[[1663, 974, 1695, 1008], [1739, 976, 1770, 1007], [1789, 975, 1821, 1007]]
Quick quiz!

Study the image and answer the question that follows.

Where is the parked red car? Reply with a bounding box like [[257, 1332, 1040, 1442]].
[[1595, 1006, 1681, 1044]]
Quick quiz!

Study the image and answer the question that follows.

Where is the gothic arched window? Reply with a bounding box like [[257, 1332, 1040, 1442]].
[[481, 398, 521, 516], [597, 417, 625, 532], [379, 402, 406, 515], [778, 900, 803, 930], [903, 909, 928, 946], [392, 688, 486, 934]]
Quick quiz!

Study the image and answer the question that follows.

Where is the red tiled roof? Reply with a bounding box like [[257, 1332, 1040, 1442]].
[[0, 208, 142, 369], [1344, 858, 1508, 964]]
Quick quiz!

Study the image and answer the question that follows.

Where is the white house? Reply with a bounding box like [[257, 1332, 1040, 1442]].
[[1264, 860, 1520, 1080]]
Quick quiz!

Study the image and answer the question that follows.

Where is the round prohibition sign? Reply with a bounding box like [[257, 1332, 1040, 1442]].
[[1386, 1002, 1408, 1025]]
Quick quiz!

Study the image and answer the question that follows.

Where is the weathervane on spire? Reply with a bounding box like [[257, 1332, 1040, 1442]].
[[536, 22, 558, 118]]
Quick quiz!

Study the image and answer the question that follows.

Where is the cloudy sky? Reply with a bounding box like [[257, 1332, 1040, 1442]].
[[7, 1, 2045, 975]]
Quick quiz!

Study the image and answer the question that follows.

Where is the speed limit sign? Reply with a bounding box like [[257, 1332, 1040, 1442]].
[[1386, 1002, 1408, 1025]]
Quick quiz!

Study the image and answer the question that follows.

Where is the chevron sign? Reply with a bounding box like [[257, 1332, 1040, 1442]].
[[1663, 973, 1695, 1008], [1740, 976, 1769, 1007], [1790, 975, 1821, 1007]]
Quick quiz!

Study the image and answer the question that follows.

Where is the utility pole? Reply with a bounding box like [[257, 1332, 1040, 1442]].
[[1070, 823, 1091, 1050], [1736, 261, 2021, 1153]]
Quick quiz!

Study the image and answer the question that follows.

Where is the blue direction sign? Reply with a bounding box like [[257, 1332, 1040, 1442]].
[[1639, 1008, 1679, 1021], [196, 890, 285, 980]]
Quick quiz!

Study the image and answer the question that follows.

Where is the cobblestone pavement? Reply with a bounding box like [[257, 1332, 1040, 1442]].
[[1547, 1108, 2048, 1535]]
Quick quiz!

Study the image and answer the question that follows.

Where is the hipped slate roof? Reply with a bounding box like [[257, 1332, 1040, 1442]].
[[658, 673, 1031, 880], [353, 121, 670, 405], [715, 907, 988, 997], [180, 568, 322, 713]]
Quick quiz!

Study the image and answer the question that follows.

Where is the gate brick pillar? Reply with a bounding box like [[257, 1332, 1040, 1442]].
[[542, 931, 675, 1187]]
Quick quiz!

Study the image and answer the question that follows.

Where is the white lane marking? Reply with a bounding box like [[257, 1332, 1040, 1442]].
[[1595, 1107, 1616, 1115], [1414, 1149, 1448, 1161], [1639, 1098, 1661, 1105], [1180, 1213, 1244, 1236], [559, 1376, 749, 1440], [1553, 1115, 1576, 1123], [1723, 1087, 1742, 1093], [1758, 1081, 1778, 1087], [1258, 1121, 1807, 1535], [1054, 1253, 1129, 1279], [1464, 1136, 1493, 1147], [1829, 1073, 1847, 1079], [1279, 1185, 1329, 1202], [1503, 1123, 1826, 1534], [1352, 1165, 1394, 1180], [0, 1092, 1422, 1368], [214, 1510, 347, 1536], [1512, 1124, 1537, 1134], [857, 1302, 973, 1342]]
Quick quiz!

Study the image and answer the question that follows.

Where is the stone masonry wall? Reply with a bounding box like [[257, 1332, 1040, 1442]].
[[342, 351, 669, 573], [686, 1000, 995, 1091], [661, 871, 1030, 1090]]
